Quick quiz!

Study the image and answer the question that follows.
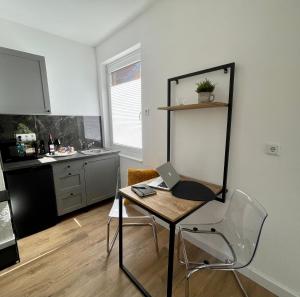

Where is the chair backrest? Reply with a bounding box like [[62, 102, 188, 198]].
[[114, 167, 158, 200], [222, 189, 268, 269], [127, 168, 159, 186], [110, 167, 157, 217]]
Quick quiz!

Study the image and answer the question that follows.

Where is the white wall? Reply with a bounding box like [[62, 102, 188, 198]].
[[96, 0, 300, 296], [0, 18, 100, 116]]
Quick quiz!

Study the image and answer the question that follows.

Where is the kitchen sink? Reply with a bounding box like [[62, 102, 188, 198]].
[[80, 148, 110, 155]]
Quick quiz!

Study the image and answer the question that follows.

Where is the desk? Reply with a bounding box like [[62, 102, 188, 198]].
[[118, 177, 221, 297]]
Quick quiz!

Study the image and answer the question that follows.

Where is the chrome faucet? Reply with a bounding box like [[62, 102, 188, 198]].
[[87, 141, 95, 149]]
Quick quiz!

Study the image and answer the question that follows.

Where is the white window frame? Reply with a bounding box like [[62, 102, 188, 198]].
[[105, 47, 143, 160]]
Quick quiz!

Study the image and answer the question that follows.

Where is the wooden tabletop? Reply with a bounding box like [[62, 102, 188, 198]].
[[119, 176, 222, 223]]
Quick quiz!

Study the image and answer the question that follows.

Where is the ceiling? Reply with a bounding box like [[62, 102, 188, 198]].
[[0, 0, 157, 46]]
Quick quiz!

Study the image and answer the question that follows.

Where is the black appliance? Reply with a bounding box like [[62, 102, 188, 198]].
[[4, 165, 57, 239]]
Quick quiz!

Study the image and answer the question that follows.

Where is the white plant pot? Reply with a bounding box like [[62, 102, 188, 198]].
[[198, 92, 215, 103]]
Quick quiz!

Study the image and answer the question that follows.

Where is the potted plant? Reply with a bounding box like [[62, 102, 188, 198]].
[[195, 78, 215, 103]]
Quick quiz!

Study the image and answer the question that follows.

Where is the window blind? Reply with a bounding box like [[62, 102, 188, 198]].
[[109, 61, 142, 149]]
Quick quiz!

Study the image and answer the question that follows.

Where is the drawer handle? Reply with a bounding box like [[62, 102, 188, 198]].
[[85, 162, 87, 165], [70, 193, 74, 196], [68, 173, 71, 176], [67, 165, 71, 168]]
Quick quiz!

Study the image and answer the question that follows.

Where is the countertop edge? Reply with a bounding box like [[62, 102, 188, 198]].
[[1, 150, 120, 172]]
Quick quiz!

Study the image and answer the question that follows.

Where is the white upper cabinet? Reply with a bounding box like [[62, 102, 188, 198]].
[[0, 47, 51, 114]]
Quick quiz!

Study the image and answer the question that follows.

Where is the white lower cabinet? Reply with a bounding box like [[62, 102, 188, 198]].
[[52, 153, 119, 216]]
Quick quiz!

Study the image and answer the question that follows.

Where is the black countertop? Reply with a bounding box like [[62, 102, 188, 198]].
[[1, 150, 119, 172]]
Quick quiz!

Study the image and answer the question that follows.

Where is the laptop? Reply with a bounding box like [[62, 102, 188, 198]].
[[148, 162, 180, 191]]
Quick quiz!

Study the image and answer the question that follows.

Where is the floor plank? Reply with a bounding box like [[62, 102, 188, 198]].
[[0, 201, 276, 297]]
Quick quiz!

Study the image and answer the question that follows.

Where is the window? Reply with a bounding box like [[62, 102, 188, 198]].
[[106, 49, 142, 159]]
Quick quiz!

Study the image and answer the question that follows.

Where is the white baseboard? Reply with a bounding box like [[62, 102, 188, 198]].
[[239, 266, 299, 297], [147, 213, 299, 297]]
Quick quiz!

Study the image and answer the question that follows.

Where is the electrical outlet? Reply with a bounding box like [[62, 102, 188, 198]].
[[265, 144, 280, 156]]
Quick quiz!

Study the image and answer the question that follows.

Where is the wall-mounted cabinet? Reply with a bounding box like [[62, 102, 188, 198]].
[[0, 47, 51, 114]]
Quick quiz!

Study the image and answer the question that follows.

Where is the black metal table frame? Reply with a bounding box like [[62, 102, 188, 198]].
[[118, 193, 208, 297]]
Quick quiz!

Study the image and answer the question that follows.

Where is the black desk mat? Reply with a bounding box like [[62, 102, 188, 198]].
[[172, 180, 216, 201]]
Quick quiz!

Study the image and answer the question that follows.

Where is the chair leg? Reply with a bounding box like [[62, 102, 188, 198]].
[[177, 232, 181, 262], [107, 215, 159, 256], [185, 274, 190, 297], [232, 271, 249, 297], [106, 217, 111, 254], [177, 229, 187, 265], [151, 217, 159, 253], [107, 217, 119, 255]]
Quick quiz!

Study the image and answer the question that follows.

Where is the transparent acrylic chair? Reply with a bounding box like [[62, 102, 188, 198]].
[[178, 189, 268, 297], [107, 168, 159, 255]]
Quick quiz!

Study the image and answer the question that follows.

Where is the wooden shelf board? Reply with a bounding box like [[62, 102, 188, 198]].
[[158, 101, 228, 111]]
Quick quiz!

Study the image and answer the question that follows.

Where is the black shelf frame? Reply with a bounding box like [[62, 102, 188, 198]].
[[166, 62, 235, 203]]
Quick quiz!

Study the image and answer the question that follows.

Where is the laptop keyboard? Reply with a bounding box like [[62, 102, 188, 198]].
[[158, 181, 168, 188]]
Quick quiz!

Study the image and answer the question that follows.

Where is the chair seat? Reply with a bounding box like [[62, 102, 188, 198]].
[[180, 221, 256, 270], [180, 223, 232, 266], [108, 198, 151, 219]]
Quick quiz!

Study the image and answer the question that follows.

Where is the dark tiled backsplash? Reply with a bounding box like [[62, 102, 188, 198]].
[[0, 114, 103, 150]]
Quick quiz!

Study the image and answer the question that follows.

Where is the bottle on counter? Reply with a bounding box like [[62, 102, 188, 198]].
[[48, 134, 55, 155], [54, 138, 61, 151], [31, 141, 39, 158], [39, 140, 46, 155], [16, 142, 25, 157]]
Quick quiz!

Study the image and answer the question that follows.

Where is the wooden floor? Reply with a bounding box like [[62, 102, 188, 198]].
[[0, 201, 276, 297]]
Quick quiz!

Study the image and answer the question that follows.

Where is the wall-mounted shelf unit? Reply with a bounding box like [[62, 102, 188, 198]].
[[158, 63, 235, 203], [158, 101, 228, 111]]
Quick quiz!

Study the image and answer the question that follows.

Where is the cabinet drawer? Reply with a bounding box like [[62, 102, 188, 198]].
[[52, 160, 84, 177], [56, 188, 85, 216], [54, 173, 82, 191]]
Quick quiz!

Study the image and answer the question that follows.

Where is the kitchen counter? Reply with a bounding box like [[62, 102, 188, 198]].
[[1, 149, 120, 172], [3, 149, 119, 237]]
